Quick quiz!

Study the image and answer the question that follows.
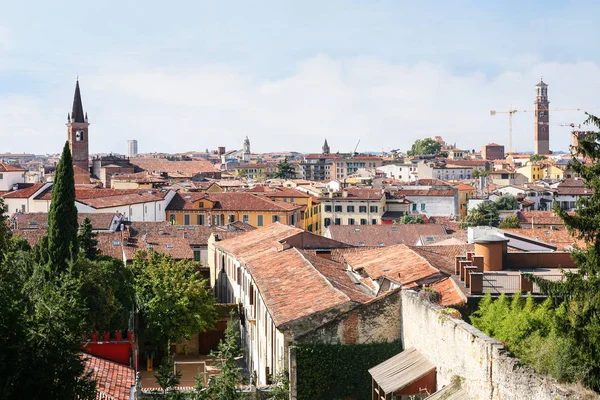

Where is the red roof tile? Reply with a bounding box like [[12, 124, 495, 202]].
[[130, 158, 219, 174], [0, 162, 25, 172], [327, 224, 447, 247], [2, 182, 46, 198], [167, 192, 301, 212], [83, 354, 135, 400]]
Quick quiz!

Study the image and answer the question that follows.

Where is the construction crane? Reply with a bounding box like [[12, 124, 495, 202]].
[[489, 107, 595, 153]]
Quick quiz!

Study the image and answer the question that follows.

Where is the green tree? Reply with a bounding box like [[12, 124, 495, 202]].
[[397, 214, 425, 224], [494, 194, 518, 210], [78, 217, 98, 260], [532, 113, 600, 390], [530, 154, 547, 162], [274, 157, 295, 179], [407, 138, 442, 157], [498, 214, 521, 229], [0, 198, 12, 260], [461, 201, 500, 228], [134, 251, 218, 347], [47, 141, 79, 270]]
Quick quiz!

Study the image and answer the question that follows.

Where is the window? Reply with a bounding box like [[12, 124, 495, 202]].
[[359, 206, 367, 213], [0, 173, 3, 179], [169, 214, 176, 224], [325, 205, 332, 212], [290, 214, 295, 225], [348, 218, 355, 225], [501, 174, 509, 179], [370, 206, 378, 213], [242, 214, 249, 223], [324, 218, 331, 227], [272, 215, 280, 223], [334, 218, 341, 225], [421, 203, 426, 211], [213, 214, 221, 226], [257, 215, 264, 226], [308, 224, 313, 232], [199, 202, 204, 208], [315, 222, 319, 231], [334, 205, 343, 212], [197, 214, 205, 225], [228, 214, 235, 223], [412, 204, 417, 211], [372, 219, 377, 225], [193, 249, 201, 262], [360, 218, 368, 225], [347, 205, 355, 212], [184, 214, 190, 225]]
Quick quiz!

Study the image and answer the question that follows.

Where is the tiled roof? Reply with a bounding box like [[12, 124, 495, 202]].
[[0, 162, 25, 172], [263, 187, 311, 199], [502, 227, 584, 250], [83, 354, 135, 400], [516, 211, 566, 225], [2, 182, 46, 198], [327, 224, 447, 247], [80, 192, 167, 209], [416, 244, 475, 266], [215, 223, 369, 326], [445, 159, 488, 166], [396, 189, 457, 197], [427, 277, 466, 306], [130, 158, 219, 174], [11, 212, 116, 231], [166, 192, 301, 212], [319, 188, 385, 201], [556, 178, 594, 195]]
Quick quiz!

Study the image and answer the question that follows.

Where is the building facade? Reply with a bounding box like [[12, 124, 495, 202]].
[[534, 79, 550, 155], [319, 188, 386, 228], [127, 140, 138, 158]]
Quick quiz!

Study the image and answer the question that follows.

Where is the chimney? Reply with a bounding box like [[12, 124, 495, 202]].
[[342, 190, 348, 198]]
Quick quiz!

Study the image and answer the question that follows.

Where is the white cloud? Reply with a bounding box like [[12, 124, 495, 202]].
[[1, 56, 600, 155]]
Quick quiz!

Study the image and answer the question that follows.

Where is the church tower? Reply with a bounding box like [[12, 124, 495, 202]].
[[322, 139, 330, 155], [67, 80, 90, 173], [534, 79, 550, 154]]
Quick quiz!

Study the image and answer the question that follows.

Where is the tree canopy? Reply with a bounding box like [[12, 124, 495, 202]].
[[461, 201, 500, 228], [134, 251, 218, 346], [47, 141, 79, 269], [274, 157, 295, 180], [407, 138, 443, 157], [494, 194, 518, 210], [498, 214, 521, 229]]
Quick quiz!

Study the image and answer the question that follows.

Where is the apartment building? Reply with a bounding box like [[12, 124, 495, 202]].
[[319, 188, 386, 228]]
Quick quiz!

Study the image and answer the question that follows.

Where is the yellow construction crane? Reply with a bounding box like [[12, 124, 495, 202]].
[[490, 107, 594, 153]]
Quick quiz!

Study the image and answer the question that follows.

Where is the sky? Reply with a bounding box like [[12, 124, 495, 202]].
[[2, 1, 600, 155]]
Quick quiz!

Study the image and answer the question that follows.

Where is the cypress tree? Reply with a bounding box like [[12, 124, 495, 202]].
[[47, 141, 79, 269]]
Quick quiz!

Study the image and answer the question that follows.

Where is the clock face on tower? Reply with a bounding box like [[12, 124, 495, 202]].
[[75, 130, 85, 141]]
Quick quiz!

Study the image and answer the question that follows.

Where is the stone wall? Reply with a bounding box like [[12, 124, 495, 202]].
[[401, 290, 593, 400], [295, 290, 402, 345]]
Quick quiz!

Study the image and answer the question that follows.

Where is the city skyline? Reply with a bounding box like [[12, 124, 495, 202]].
[[1, 1, 600, 154]]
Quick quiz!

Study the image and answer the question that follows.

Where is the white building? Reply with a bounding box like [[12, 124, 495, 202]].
[[127, 140, 138, 158], [377, 163, 418, 181], [396, 188, 459, 217], [319, 188, 386, 228], [0, 163, 26, 191], [416, 160, 473, 181]]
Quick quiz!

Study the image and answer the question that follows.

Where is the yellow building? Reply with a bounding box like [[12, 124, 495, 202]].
[[262, 187, 322, 234], [234, 163, 277, 180], [166, 192, 302, 228], [457, 184, 475, 219], [543, 165, 564, 180], [516, 162, 544, 182]]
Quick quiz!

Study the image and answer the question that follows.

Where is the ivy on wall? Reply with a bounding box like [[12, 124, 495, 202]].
[[294, 341, 403, 400]]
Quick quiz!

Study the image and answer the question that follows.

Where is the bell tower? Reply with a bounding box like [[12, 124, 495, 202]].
[[534, 78, 550, 154], [67, 79, 90, 172]]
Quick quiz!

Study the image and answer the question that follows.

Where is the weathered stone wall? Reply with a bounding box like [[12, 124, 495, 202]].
[[401, 290, 594, 400], [295, 290, 402, 345]]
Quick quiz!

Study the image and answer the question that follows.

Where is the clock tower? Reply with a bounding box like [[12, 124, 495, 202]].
[[534, 78, 550, 155], [67, 79, 90, 173]]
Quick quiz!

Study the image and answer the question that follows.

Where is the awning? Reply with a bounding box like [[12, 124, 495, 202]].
[[425, 384, 470, 399], [369, 347, 435, 394]]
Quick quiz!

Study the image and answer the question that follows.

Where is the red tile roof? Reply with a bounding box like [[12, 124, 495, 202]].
[[2, 182, 46, 198], [167, 192, 301, 212], [130, 158, 219, 174], [327, 224, 447, 247], [0, 162, 25, 172], [319, 188, 385, 201], [427, 277, 466, 306], [83, 354, 135, 400], [516, 211, 566, 225], [396, 189, 457, 197]]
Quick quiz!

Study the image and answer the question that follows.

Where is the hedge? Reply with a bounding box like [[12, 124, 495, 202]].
[[294, 341, 403, 400]]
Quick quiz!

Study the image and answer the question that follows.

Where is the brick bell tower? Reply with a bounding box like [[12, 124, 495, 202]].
[[534, 78, 550, 155], [67, 79, 90, 173]]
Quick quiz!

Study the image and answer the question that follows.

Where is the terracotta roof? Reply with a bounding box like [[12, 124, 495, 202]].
[[410, 244, 475, 267], [80, 191, 167, 209], [130, 158, 219, 174], [2, 182, 46, 198], [11, 212, 117, 231], [83, 354, 135, 400], [215, 223, 370, 326], [427, 277, 466, 306], [556, 178, 594, 196], [0, 162, 25, 172], [502, 227, 584, 250], [396, 189, 457, 197], [516, 211, 566, 225], [327, 224, 447, 247], [319, 188, 385, 201], [445, 159, 488, 166], [263, 187, 311, 199], [166, 192, 301, 212]]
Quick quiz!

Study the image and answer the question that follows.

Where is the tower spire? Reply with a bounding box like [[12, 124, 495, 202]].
[[71, 79, 85, 123]]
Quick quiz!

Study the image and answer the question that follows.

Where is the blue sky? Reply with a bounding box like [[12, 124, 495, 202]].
[[1, 1, 600, 154]]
